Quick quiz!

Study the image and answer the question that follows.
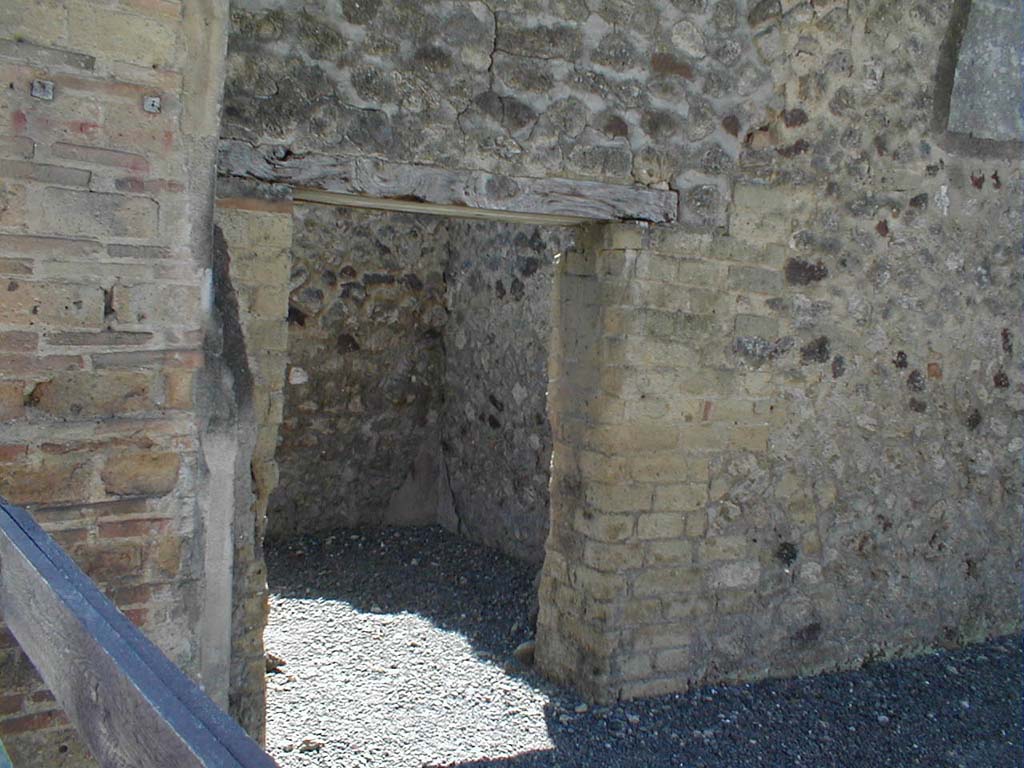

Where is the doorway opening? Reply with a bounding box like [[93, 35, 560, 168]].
[[259, 200, 578, 762], [270, 202, 576, 561]]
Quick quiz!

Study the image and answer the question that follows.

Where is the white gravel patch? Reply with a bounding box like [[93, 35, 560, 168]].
[[265, 595, 555, 767]]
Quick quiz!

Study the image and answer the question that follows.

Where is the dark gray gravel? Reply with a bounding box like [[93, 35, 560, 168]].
[[264, 526, 1022, 768]]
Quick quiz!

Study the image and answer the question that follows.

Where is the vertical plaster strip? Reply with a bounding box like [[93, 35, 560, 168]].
[[181, 0, 231, 706], [199, 433, 237, 708]]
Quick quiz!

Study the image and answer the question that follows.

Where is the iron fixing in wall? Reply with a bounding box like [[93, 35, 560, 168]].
[[30, 79, 54, 100]]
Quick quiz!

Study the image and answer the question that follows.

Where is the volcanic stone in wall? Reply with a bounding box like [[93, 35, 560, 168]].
[[222, 0, 768, 202], [268, 206, 450, 538], [442, 222, 576, 563], [702, 0, 1024, 681]]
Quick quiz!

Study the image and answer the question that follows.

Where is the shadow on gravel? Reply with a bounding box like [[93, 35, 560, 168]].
[[265, 525, 542, 680], [431, 637, 1023, 768], [266, 527, 1023, 768]]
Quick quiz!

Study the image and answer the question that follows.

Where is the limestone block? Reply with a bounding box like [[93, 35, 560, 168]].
[[0, 0, 68, 47], [571, 565, 626, 602], [730, 185, 808, 244], [30, 371, 153, 418], [727, 265, 784, 294], [699, 536, 751, 562], [37, 189, 158, 239], [111, 283, 200, 326], [100, 450, 180, 497], [636, 512, 687, 540], [652, 483, 707, 512], [2, 452, 94, 506], [0, 161, 90, 188], [0, 181, 29, 229], [583, 540, 645, 572], [573, 510, 634, 542], [628, 453, 710, 484], [68, 3, 179, 68], [0, 381, 26, 420], [162, 369, 193, 410], [584, 482, 654, 514], [645, 538, 694, 566], [630, 569, 704, 598], [2, 280, 105, 329]]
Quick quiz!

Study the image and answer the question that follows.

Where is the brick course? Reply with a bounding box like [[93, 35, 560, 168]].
[[0, 0, 224, 763]]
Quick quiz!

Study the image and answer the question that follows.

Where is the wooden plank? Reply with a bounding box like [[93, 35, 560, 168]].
[[218, 140, 678, 224], [0, 497, 279, 768], [293, 189, 590, 227]]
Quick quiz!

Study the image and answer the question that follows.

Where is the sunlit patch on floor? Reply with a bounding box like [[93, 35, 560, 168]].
[[265, 594, 555, 767]]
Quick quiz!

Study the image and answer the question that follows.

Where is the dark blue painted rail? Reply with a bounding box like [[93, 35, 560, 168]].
[[0, 496, 279, 768]]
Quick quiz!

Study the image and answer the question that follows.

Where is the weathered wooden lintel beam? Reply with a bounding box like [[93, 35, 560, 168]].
[[218, 140, 678, 225], [292, 189, 593, 226]]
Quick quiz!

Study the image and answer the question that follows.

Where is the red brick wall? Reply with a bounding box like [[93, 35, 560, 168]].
[[0, 1, 226, 764]]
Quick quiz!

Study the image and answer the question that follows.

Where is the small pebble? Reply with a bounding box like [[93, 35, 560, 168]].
[[513, 639, 536, 666]]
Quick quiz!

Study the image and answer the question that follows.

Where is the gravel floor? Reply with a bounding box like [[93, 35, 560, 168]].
[[264, 526, 1022, 768]]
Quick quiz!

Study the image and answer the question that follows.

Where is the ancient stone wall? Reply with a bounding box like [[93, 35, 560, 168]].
[[1, 0, 1020, 759], [536, 1, 1023, 700], [270, 205, 451, 536], [221, 0, 769, 222], [442, 221, 575, 563], [0, 0, 229, 762], [714, 0, 1023, 680], [538, 224, 772, 698], [213, 191, 292, 740], [267, 208, 569, 564], [222, 0, 1023, 710]]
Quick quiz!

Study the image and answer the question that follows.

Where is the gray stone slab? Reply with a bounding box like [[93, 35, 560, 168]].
[[948, 0, 1024, 142]]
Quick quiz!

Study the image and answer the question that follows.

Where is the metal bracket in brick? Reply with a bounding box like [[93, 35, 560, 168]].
[[30, 79, 54, 101], [143, 95, 162, 114]]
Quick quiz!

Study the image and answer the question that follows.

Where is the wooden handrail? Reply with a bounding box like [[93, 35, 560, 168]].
[[0, 497, 279, 768]]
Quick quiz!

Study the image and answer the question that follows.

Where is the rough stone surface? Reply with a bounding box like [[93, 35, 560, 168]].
[[214, 197, 293, 741], [0, 0, 229, 761], [222, 0, 773, 208], [270, 205, 450, 536], [537, 0, 1024, 701], [4, 0, 1024, 758], [268, 208, 569, 564], [442, 222, 575, 563]]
